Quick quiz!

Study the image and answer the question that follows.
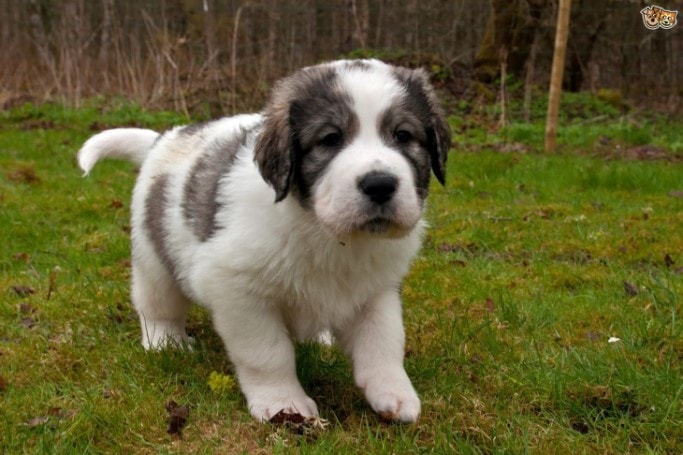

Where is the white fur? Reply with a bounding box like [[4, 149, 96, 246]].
[[78, 60, 430, 423], [78, 128, 159, 175]]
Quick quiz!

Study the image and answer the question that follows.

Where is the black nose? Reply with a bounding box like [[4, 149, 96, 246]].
[[358, 172, 398, 205]]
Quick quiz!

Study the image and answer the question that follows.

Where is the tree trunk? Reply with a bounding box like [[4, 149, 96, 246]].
[[350, 0, 369, 49], [545, 0, 572, 153], [565, 0, 611, 92], [474, 0, 546, 83]]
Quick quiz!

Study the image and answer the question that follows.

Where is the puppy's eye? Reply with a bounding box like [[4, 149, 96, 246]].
[[395, 130, 413, 144], [320, 132, 342, 147]]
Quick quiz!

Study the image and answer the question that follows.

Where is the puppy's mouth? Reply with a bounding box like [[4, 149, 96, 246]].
[[355, 215, 415, 239], [360, 217, 394, 234]]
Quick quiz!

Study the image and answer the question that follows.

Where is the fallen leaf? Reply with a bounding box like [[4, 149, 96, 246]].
[[11, 285, 35, 298], [664, 254, 675, 269], [623, 281, 639, 297], [12, 252, 30, 262], [110, 199, 124, 209], [484, 297, 496, 312], [0, 375, 7, 391], [166, 400, 189, 436], [21, 317, 35, 329], [26, 416, 49, 427], [20, 303, 36, 314], [570, 420, 590, 434]]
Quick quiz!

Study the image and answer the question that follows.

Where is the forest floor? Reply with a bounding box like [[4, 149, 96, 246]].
[[1, 97, 682, 453]]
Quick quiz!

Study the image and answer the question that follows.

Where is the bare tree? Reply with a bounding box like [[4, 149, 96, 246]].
[[1, 0, 679, 113], [545, 0, 572, 153]]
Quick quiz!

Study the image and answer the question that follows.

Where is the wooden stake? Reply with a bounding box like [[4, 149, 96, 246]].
[[545, 0, 572, 153]]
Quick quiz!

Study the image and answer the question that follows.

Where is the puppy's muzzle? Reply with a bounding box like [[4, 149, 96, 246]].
[[358, 171, 398, 206]]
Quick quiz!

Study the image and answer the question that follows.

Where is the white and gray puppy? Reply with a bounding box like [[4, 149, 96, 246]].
[[78, 59, 450, 423]]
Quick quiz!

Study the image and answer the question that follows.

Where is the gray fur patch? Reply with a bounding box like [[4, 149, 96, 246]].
[[182, 130, 248, 241], [145, 174, 178, 279], [179, 121, 211, 137], [288, 72, 359, 203], [254, 64, 352, 202], [379, 105, 431, 200], [390, 66, 451, 185], [343, 60, 371, 71]]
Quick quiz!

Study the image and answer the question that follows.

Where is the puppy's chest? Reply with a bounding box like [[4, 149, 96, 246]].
[[281, 254, 389, 332], [277, 243, 387, 301]]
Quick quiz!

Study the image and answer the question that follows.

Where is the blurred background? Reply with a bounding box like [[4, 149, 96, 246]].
[[1, 0, 681, 116]]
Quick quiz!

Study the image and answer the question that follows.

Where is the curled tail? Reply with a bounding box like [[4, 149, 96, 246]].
[[77, 128, 160, 176]]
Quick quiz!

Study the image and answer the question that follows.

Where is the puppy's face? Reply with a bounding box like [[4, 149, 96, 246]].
[[255, 60, 450, 238], [658, 9, 677, 29], [641, 7, 661, 29]]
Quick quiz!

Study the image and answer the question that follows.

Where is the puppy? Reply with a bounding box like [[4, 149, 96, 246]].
[[78, 59, 450, 423]]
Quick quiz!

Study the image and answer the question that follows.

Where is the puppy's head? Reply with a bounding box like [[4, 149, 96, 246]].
[[658, 9, 677, 29], [254, 59, 451, 238], [641, 6, 660, 29]]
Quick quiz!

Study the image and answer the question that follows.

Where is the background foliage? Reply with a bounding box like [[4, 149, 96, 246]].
[[1, 0, 681, 115]]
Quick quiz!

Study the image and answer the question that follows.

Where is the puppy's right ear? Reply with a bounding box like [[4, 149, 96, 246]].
[[254, 104, 295, 202]]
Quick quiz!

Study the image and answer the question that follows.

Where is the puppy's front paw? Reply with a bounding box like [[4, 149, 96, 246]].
[[363, 373, 421, 423], [247, 388, 319, 422]]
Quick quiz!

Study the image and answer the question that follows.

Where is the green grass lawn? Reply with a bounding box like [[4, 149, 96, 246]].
[[1, 102, 682, 453]]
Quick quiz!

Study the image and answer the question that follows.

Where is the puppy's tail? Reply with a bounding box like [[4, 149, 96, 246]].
[[77, 128, 160, 176]]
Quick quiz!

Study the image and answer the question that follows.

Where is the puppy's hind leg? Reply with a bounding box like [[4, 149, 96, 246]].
[[131, 257, 191, 350]]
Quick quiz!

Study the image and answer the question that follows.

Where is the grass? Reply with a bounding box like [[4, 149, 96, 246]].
[[1, 101, 682, 453]]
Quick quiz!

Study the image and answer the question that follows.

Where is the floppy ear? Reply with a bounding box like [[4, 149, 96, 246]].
[[397, 67, 452, 186], [415, 69, 451, 186], [426, 105, 452, 186], [253, 103, 296, 202]]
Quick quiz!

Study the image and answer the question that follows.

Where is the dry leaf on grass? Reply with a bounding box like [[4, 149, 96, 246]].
[[166, 400, 190, 436], [20, 302, 36, 314], [26, 416, 49, 428], [12, 252, 30, 262], [623, 281, 639, 297], [24, 408, 77, 428], [664, 253, 675, 269], [21, 317, 35, 329], [11, 285, 35, 298]]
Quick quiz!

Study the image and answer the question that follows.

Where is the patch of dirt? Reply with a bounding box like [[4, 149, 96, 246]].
[[6, 165, 41, 185]]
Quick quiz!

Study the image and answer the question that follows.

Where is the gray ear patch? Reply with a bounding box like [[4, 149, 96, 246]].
[[392, 67, 451, 185], [253, 65, 341, 203]]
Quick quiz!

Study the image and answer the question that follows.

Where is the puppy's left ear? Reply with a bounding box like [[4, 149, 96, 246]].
[[399, 68, 452, 186], [253, 103, 296, 202]]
